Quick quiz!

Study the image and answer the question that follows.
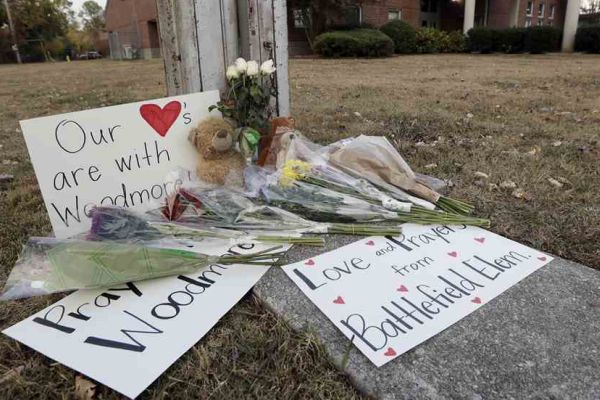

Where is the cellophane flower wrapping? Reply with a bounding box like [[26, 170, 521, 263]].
[[326, 135, 439, 207], [0, 237, 213, 300]]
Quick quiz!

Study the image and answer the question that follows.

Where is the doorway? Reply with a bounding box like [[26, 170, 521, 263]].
[[420, 0, 440, 28]]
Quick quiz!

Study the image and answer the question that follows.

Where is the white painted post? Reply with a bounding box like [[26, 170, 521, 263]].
[[509, 0, 521, 27], [238, 0, 291, 116], [273, 0, 291, 117], [463, 0, 476, 33], [561, 0, 581, 52], [155, 0, 290, 116]]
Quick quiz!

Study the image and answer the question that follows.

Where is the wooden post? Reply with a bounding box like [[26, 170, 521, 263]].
[[155, 0, 290, 116]]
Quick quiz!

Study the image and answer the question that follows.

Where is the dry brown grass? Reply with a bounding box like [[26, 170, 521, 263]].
[[0, 54, 599, 398]]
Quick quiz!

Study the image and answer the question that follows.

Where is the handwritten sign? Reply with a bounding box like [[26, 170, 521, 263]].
[[4, 240, 283, 399], [282, 224, 553, 367], [20, 91, 220, 238]]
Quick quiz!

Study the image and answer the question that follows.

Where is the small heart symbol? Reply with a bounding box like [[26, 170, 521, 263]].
[[305, 259, 315, 266], [139, 101, 181, 137], [474, 237, 485, 244], [384, 347, 397, 357], [397, 285, 409, 293], [448, 251, 458, 257], [538, 256, 547, 261], [333, 296, 345, 305], [471, 297, 482, 304], [366, 240, 375, 246]]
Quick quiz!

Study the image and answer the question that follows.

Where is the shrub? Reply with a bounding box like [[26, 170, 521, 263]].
[[496, 27, 527, 53], [468, 26, 561, 54], [416, 28, 445, 53], [525, 26, 561, 53], [328, 22, 375, 31], [314, 29, 394, 58], [445, 31, 467, 53], [380, 20, 417, 54], [575, 24, 600, 53], [467, 28, 498, 53]]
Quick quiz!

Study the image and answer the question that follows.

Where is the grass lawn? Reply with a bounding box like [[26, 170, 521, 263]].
[[0, 54, 599, 398]]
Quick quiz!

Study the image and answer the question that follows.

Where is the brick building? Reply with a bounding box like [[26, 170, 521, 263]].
[[105, 0, 161, 59], [288, 0, 569, 54]]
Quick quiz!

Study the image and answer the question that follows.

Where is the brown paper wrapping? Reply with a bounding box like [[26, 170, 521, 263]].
[[328, 135, 441, 203]]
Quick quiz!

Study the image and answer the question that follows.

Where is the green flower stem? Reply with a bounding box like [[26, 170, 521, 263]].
[[253, 235, 324, 246], [327, 223, 402, 236]]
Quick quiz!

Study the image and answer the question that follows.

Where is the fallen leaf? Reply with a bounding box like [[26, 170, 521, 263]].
[[474, 171, 489, 179], [424, 163, 437, 169], [526, 146, 541, 156], [552, 140, 562, 147], [75, 375, 96, 400], [500, 180, 517, 189], [557, 177, 571, 185], [547, 178, 564, 188], [512, 188, 532, 201]]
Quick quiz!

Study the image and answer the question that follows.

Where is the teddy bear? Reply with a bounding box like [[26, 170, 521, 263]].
[[187, 117, 245, 187]]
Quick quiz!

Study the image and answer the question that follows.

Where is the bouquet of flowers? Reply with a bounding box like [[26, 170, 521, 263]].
[[209, 57, 278, 160], [171, 184, 403, 237], [326, 135, 475, 215], [0, 237, 286, 300], [89, 206, 324, 247], [275, 133, 489, 226]]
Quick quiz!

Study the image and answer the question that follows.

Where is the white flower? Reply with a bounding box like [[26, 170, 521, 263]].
[[226, 65, 239, 80], [246, 60, 259, 76], [260, 59, 276, 75], [234, 57, 247, 73]]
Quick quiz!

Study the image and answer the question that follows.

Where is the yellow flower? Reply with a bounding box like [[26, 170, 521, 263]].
[[280, 160, 312, 186]]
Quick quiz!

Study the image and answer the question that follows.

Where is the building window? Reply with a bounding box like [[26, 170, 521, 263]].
[[421, 0, 438, 13], [292, 9, 308, 28], [388, 10, 401, 20], [344, 5, 362, 26], [549, 4, 555, 19], [525, 18, 532, 27], [537, 19, 544, 25], [538, 2, 545, 17], [526, 1, 533, 16]]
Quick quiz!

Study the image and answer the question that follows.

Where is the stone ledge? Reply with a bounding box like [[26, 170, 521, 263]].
[[253, 236, 600, 399]]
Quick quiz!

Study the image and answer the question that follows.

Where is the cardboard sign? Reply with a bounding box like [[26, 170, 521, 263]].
[[4, 240, 283, 399], [282, 224, 553, 367], [20, 91, 220, 238]]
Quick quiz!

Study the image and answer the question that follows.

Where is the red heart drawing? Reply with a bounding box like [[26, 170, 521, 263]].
[[333, 296, 345, 305], [139, 101, 181, 137], [474, 237, 486, 244], [397, 285, 409, 293], [448, 251, 458, 257], [305, 259, 315, 266], [366, 240, 375, 246], [384, 347, 397, 357], [538, 256, 547, 261], [471, 297, 482, 304]]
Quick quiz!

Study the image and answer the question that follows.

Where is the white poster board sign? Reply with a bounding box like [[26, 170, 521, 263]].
[[282, 224, 553, 367], [4, 240, 283, 399], [20, 91, 220, 238]]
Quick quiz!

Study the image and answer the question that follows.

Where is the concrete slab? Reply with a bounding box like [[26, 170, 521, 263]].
[[253, 235, 600, 399]]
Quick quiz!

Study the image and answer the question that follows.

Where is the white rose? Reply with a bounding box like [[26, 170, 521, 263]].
[[260, 59, 276, 75], [226, 65, 239, 80], [246, 60, 259, 76], [234, 57, 247, 73]]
